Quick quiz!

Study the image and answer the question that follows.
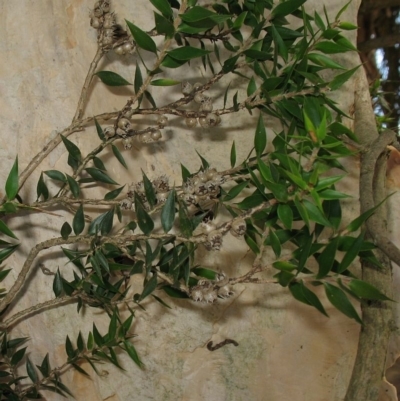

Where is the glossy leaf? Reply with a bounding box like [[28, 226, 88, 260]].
[[271, 0, 307, 18], [66, 175, 80, 198], [61, 135, 81, 161], [88, 208, 115, 236], [277, 204, 293, 230], [161, 189, 176, 233], [142, 171, 156, 208], [123, 340, 144, 368], [111, 144, 128, 169], [0, 220, 18, 240], [329, 66, 361, 91], [230, 141, 236, 168], [60, 222, 71, 240], [150, 0, 173, 17], [94, 118, 105, 141], [44, 170, 66, 183], [72, 204, 85, 235], [150, 78, 180, 86], [324, 282, 362, 324], [10, 347, 27, 367], [85, 168, 118, 185], [338, 231, 364, 273], [317, 237, 338, 278], [126, 20, 157, 53], [95, 71, 132, 86], [104, 186, 125, 200], [0, 245, 18, 263], [289, 281, 328, 317], [26, 357, 38, 383], [5, 157, 18, 200], [134, 194, 154, 235], [167, 46, 210, 61], [308, 53, 345, 69], [254, 113, 267, 156], [139, 273, 158, 302], [154, 12, 175, 37], [348, 279, 392, 301], [36, 172, 49, 201]]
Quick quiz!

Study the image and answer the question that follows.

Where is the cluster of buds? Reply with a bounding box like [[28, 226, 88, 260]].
[[181, 82, 221, 129], [193, 221, 223, 251], [121, 175, 170, 210], [190, 274, 234, 303], [90, 1, 135, 53]]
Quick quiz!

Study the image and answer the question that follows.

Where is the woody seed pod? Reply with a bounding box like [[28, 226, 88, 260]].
[[151, 130, 162, 141], [185, 117, 197, 128], [198, 117, 210, 128], [194, 93, 206, 104], [206, 113, 218, 127], [181, 81, 193, 95], [114, 46, 125, 55], [123, 42, 134, 53], [157, 115, 168, 126], [90, 17, 102, 29], [118, 118, 131, 131]]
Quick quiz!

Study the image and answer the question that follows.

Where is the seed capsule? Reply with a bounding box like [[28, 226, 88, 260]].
[[151, 130, 162, 141], [118, 118, 131, 131], [181, 81, 193, 95], [139, 133, 151, 143], [230, 218, 246, 237], [90, 17, 102, 29], [194, 93, 206, 104], [185, 117, 197, 128], [157, 115, 168, 126], [114, 46, 125, 55], [200, 98, 213, 112], [199, 117, 210, 128], [206, 113, 218, 127], [123, 42, 134, 53]]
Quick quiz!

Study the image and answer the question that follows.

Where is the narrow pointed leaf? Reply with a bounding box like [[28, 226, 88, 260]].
[[85, 168, 119, 185], [53, 268, 63, 297], [72, 204, 85, 235], [126, 20, 157, 53], [94, 118, 105, 141], [26, 357, 38, 383], [5, 157, 18, 200], [348, 279, 393, 301], [95, 71, 131, 86], [254, 113, 267, 156], [324, 282, 362, 324], [66, 175, 80, 198], [134, 194, 154, 235], [123, 340, 144, 368], [0, 220, 18, 240], [161, 189, 176, 233], [112, 144, 128, 169]]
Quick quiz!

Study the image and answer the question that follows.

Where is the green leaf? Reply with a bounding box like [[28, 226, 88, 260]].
[[324, 282, 362, 324], [108, 311, 118, 341], [36, 172, 49, 201], [161, 189, 176, 233], [77, 332, 85, 352], [345, 197, 388, 233], [72, 204, 85, 235], [303, 199, 331, 227], [88, 208, 115, 236], [150, 78, 180, 86], [5, 157, 18, 200], [144, 91, 157, 109], [85, 168, 119, 185], [152, 294, 171, 309], [223, 181, 249, 202], [26, 357, 38, 383], [95, 71, 132, 86], [38, 354, 50, 377], [134, 194, 154, 235], [180, 6, 215, 22], [141, 171, 156, 208], [271, 0, 307, 18], [104, 186, 125, 200], [329, 66, 361, 91], [66, 175, 80, 198], [289, 281, 328, 317], [44, 170, 67, 183], [10, 347, 27, 366], [317, 237, 339, 278], [111, 144, 128, 169], [338, 22, 358, 30], [269, 230, 281, 257], [335, 0, 352, 20], [123, 341, 144, 368], [53, 269, 63, 297], [94, 118, 105, 141], [154, 12, 175, 37], [254, 113, 267, 156], [308, 53, 345, 69], [95, 250, 110, 274], [294, 196, 309, 228], [196, 150, 210, 170], [126, 20, 157, 54], [230, 141, 236, 168], [222, 55, 240, 73], [134, 62, 144, 102], [61, 135, 81, 161], [181, 164, 191, 182], [93, 156, 106, 171], [167, 46, 210, 61], [150, 0, 173, 17], [277, 204, 293, 230], [348, 279, 393, 301], [60, 222, 72, 240], [65, 335, 75, 359], [0, 244, 18, 263], [338, 231, 364, 273], [0, 220, 18, 240], [139, 273, 158, 302]]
